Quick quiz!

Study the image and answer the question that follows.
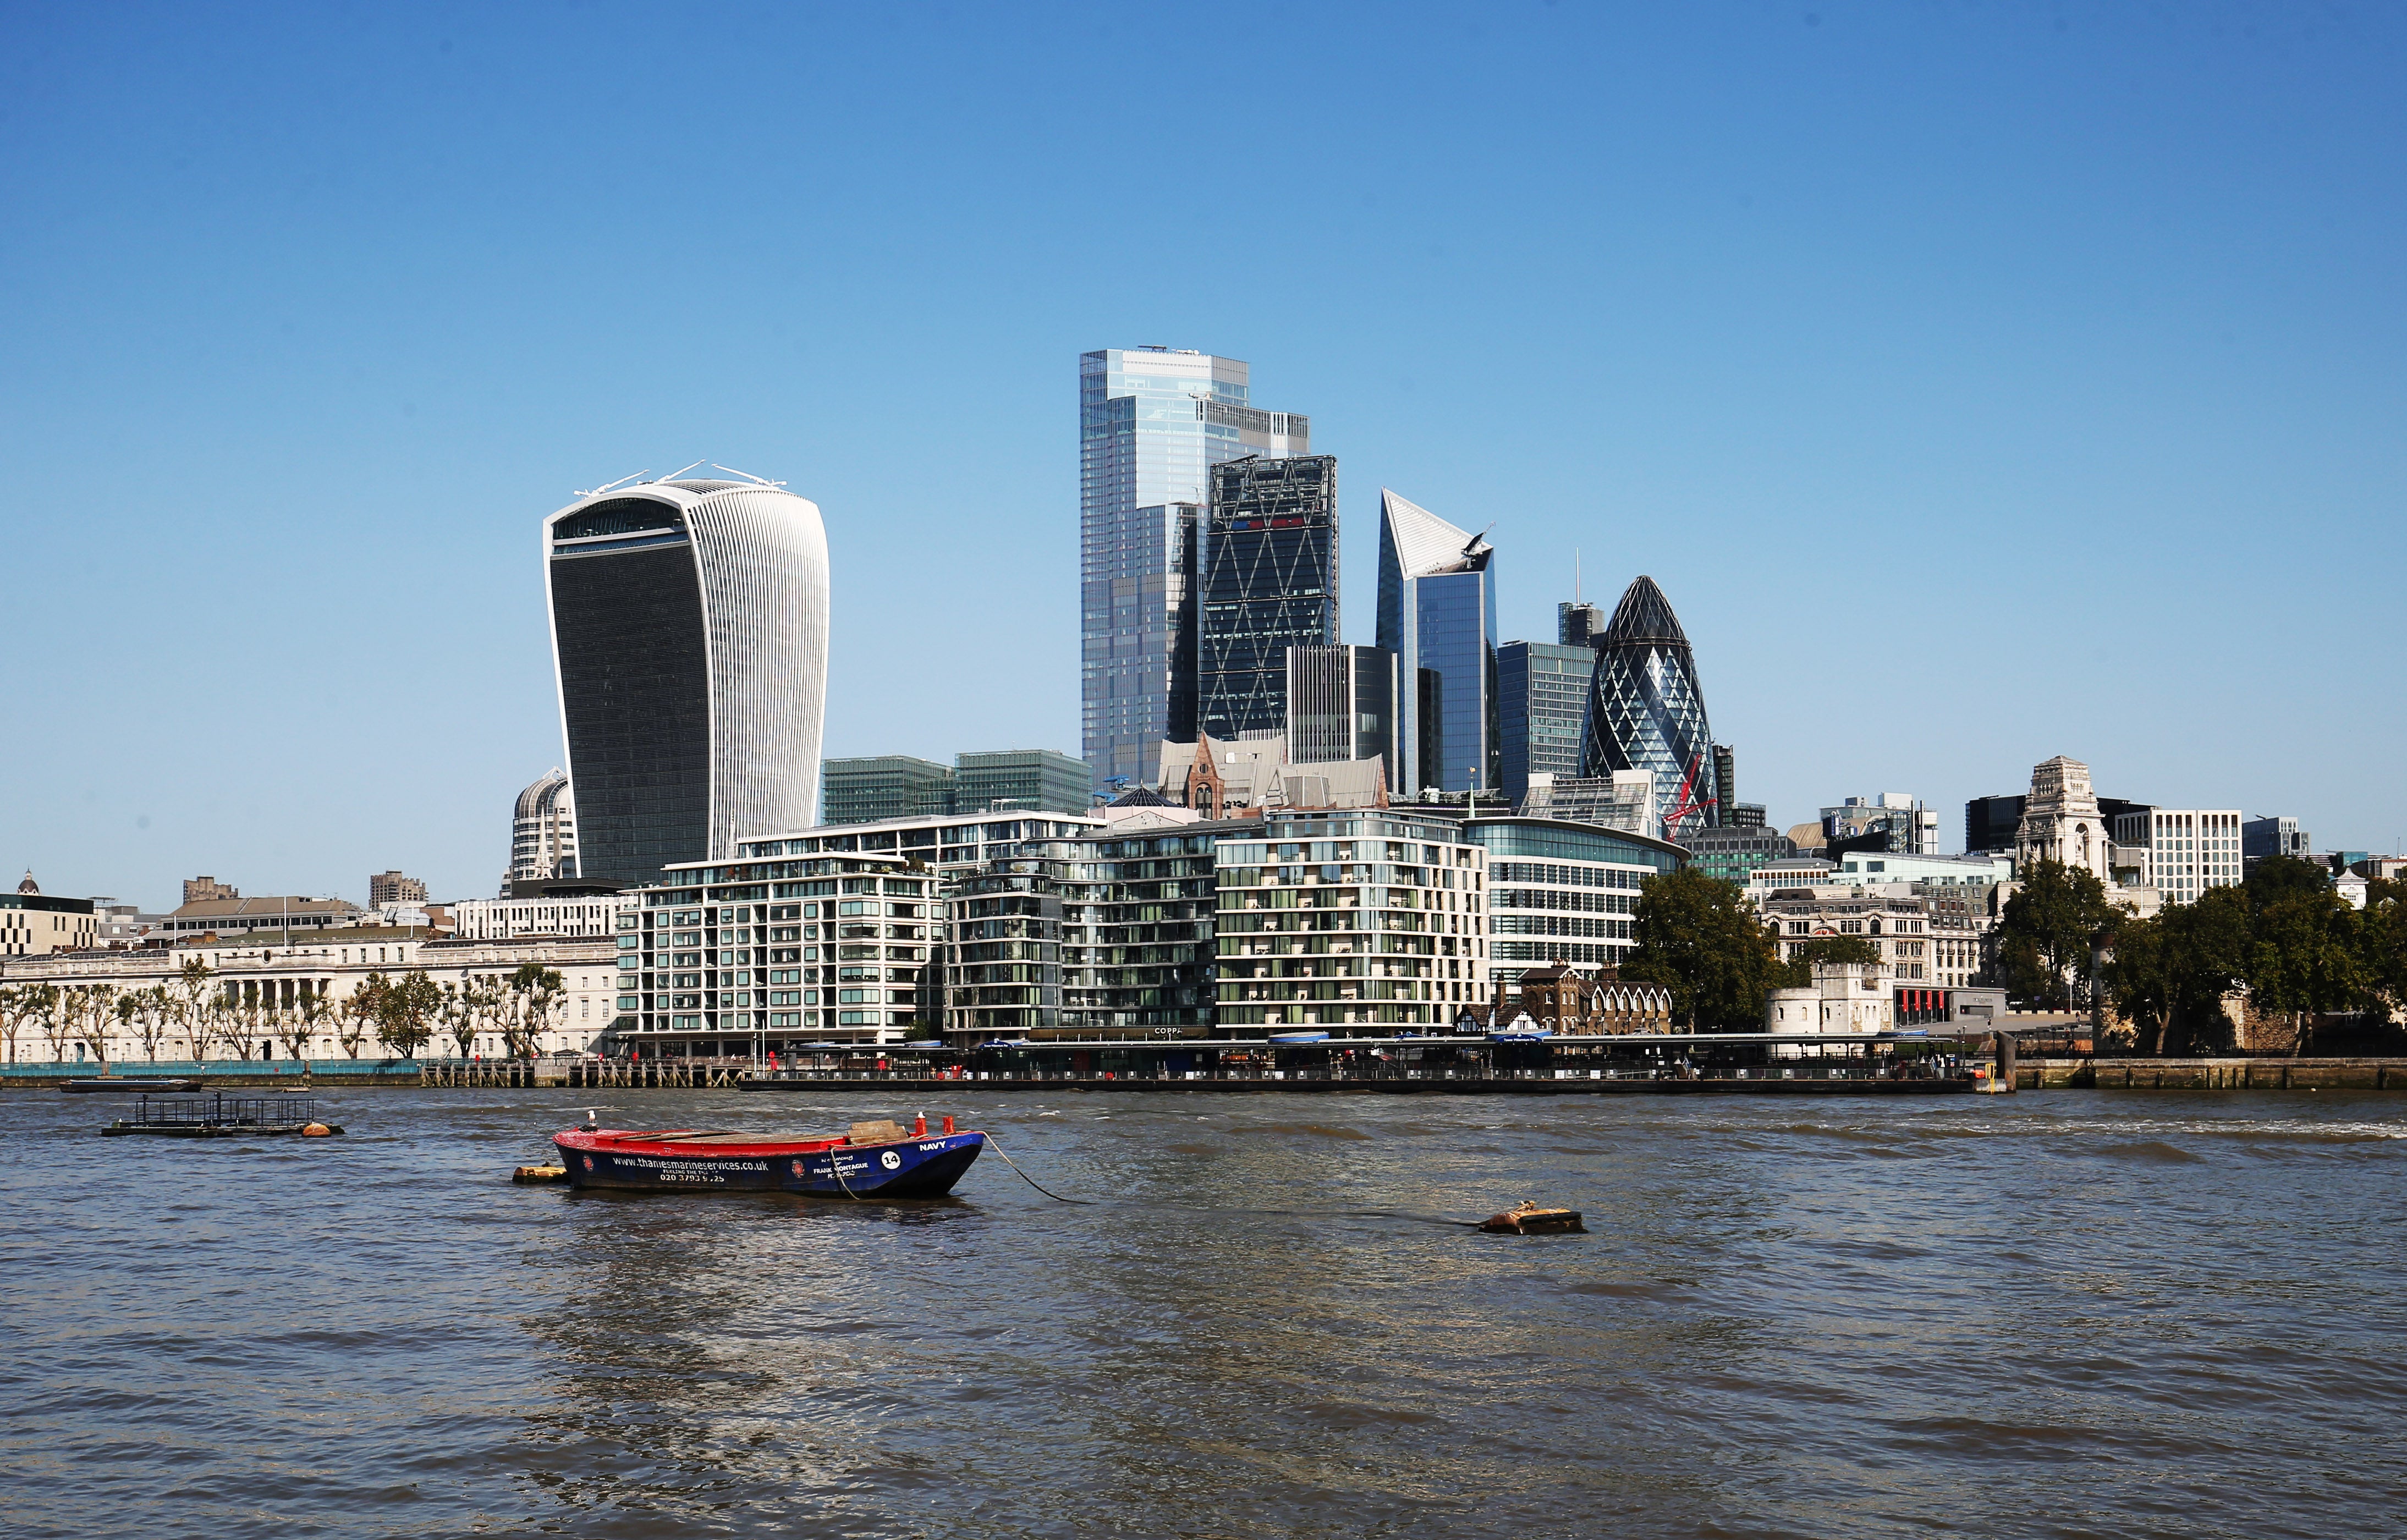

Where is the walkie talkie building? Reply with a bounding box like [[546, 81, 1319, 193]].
[[1579, 575, 1719, 838], [543, 471, 829, 888]]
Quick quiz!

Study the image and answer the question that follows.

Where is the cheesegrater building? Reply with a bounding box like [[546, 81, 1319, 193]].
[[1579, 575, 1719, 838], [544, 470, 829, 888]]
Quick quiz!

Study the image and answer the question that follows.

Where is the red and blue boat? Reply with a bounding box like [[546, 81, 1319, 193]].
[[553, 1114, 984, 1197]]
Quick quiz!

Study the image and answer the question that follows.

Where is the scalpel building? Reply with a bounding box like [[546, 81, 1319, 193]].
[[1579, 575, 1719, 839], [544, 471, 830, 888]]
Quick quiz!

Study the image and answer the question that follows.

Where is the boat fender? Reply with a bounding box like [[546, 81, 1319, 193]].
[[301, 1123, 336, 1137]]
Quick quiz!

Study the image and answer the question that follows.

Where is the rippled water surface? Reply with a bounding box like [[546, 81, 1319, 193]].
[[4, 1087, 2404, 1538]]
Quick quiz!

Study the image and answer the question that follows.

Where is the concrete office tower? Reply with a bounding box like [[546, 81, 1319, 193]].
[[506, 768, 579, 892], [1198, 455, 1339, 741], [1579, 575, 1719, 838], [1079, 348, 1308, 792], [1498, 640, 1595, 804], [1286, 644, 1398, 766], [368, 871, 427, 907], [1375, 490, 1498, 796], [544, 470, 828, 888]]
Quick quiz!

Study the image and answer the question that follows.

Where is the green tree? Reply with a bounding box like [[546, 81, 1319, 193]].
[[1620, 867, 1784, 1030], [1996, 860, 2118, 1010], [345, 973, 390, 1059], [505, 965, 565, 1058], [167, 959, 215, 1062], [1768, 934, 1882, 988], [68, 983, 121, 1070], [373, 969, 443, 1059], [2361, 878, 2407, 1030], [0, 984, 57, 1065], [2246, 883, 2367, 1055]]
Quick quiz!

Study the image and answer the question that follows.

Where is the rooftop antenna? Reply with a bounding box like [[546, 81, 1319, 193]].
[[710, 463, 787, 488], [1575, 548, 1581, 603], [576, 469, 653, 498]]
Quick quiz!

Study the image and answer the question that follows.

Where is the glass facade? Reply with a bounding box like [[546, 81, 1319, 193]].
[[1285, 645, 1398, 766], [547, 479, 829, 892], [548, 522, 712, 887], [1461, 817, 1684, 986], [1579, 575, 1719, 838], [821, 756, 953, 826], [1198, 455, 1338, 740], [1498, 641, 1595, 804], [1080, 349, 1306, 792], [1375, 490, 1498, 796], [952, 750, 1093, 817]]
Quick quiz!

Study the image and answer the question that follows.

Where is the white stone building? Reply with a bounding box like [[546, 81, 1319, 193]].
[[2014, 756, 2112, 882], [0, 935, 616, 1064], [1765, 962, 1895, 1034], [451, 893, 634, 941], [2108, 807, 2244, 906]]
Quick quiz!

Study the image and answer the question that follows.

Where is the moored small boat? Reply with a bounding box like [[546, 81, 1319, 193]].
[[553, 1114, 984, 1198], [64, 1077, 199, 1093]]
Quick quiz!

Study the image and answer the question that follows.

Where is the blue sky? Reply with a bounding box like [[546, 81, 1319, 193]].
[[3, 2, 2400, 906]]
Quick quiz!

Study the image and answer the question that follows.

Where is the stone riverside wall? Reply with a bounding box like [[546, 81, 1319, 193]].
[[2019, 1058, 2407, 1091]]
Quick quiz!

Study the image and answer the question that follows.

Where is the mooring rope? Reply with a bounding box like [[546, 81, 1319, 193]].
[[981, 1136, 1093, 1204]]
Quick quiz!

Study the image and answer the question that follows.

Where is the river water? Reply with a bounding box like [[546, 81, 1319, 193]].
[[2, 1087, 2402, 1538]]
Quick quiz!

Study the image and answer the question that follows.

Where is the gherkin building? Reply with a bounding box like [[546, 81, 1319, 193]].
[[1579, 575, 1719, 837]]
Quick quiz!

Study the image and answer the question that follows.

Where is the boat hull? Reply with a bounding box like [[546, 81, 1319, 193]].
[[554, 1130, 985, 1198], [65, 1078, 199, 1093]]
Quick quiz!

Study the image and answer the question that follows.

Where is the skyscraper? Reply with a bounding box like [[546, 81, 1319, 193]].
[[1498, 639, 1595, 804], [1285, 644, 1398, 767], [1197, 455, 1338, 740], [544, 470, 829, 887], [1079, 348, 1307, 791], [1558, 601, 1607, 647], [1580, 575, 1719, 837], [1375, 489, 1498, 795]]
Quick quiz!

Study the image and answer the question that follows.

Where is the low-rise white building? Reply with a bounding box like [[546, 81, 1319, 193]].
[[450, 893, 634, 941], [0, 934, 616, 1065], [1765, 962, 1895, 1034]]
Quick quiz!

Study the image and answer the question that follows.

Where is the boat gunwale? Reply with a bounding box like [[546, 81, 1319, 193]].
[[556, 1127, 980, 1159]]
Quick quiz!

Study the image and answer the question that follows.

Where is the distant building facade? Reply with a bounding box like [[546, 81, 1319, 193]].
[[450, 894, 635, 941], [2111, 807, 2244, 905], [159, 898, 365, 941], [820, 751, 1092, 824], [1081, 348, 1308, 792], [1285, 644, 1399, 767], [2, 877, 95, 957], [1498, 640, 1595, 804], [183, 876, 239, 905], [507, 769, 579, 892], [1517, 771, 1657, 837], [1822, 795, 1939, 857], [1376, 489, 1498, 796], [1197, 455, 1338, 741], [2013, 756, 2112, 883], [545, 472, 829, 888], [2242, 816, 2313, 870], [1580, 576, 1718, 837], [368, 871, 427, 908], [1678, 825, 1798, 887], [1464, 816, 1684, 986]]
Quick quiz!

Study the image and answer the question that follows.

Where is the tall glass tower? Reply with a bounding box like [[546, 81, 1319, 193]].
[[1579, 575, 1719, 837], [1079, 349, 1307, 791], [1197, 454, 1338, 740], [544, 472, 829, 887], [1375, 489, 1498, 796]]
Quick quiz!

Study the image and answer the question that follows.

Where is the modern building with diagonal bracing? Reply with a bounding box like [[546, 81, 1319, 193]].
[[1579, 575, 1719, 839], [1198, 455, 1338, 741]]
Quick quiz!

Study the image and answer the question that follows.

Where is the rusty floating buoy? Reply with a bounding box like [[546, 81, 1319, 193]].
[[1478, 1201, 1586, 1235], [300, 1123, 337, 1137], [513, 1164, 569, 1185]]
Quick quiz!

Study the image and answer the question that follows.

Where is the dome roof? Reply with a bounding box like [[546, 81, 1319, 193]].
[[1599, 575, 1689, 649], [515, 769, 570, 822]]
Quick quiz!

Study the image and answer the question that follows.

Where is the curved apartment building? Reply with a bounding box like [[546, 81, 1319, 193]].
[[543, 472, 829, 888]]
